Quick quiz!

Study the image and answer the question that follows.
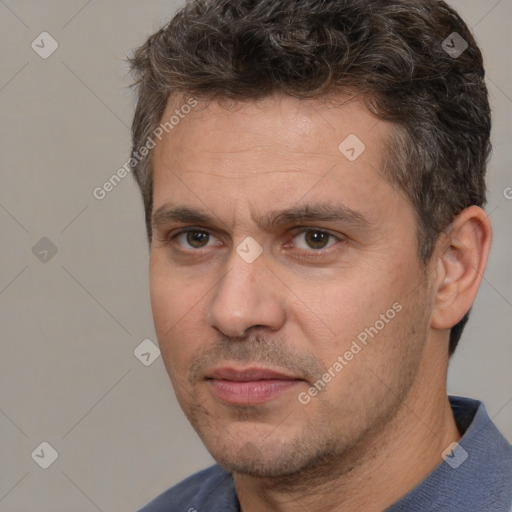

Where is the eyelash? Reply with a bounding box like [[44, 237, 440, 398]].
[[164, 227, 344, 260]]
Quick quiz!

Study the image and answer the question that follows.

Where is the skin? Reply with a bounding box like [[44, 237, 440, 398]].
[[149, 93, 492, 512]]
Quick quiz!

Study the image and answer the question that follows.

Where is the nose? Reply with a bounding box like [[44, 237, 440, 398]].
[[205, 248, 286, 338]]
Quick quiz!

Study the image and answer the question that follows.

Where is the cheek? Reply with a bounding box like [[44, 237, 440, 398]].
[[298, 261, 415, 370], [150, 260, 196, 357], [297, 276, 392, 348], [149, 268, 178, 338], [149, 250, 197, 324]]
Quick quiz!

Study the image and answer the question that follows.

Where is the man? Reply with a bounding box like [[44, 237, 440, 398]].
[[129, 0, 512, 510]]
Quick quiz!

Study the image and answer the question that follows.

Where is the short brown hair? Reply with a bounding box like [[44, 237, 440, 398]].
[[128, 0, 491, 355]]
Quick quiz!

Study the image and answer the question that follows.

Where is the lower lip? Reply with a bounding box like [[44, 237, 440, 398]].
[[208, 379, 302, 405]]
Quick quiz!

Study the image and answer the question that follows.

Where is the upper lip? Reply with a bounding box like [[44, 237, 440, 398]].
[[206, 366, 301, 382]]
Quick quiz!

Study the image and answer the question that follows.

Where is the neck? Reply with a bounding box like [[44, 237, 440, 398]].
[[233, 345, 460, 512]]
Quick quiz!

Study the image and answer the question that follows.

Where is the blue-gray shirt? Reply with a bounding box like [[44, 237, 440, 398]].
[[138, 396, 512, 511]]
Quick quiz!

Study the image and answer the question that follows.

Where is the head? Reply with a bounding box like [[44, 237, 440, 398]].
[[128, 0, 492, 479]]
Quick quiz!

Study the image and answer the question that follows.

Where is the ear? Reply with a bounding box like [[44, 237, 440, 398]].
[[430, 206, 493, 330]]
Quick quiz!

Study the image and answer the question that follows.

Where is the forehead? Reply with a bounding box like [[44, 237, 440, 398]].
[[156, 93, 389, 168], [151, 94, 399, 226]]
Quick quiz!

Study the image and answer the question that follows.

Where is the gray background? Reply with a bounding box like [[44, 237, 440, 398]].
[[0, 1, 511, 510]]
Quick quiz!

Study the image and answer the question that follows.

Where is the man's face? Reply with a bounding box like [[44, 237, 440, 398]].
[[150, 94, 435, 478]]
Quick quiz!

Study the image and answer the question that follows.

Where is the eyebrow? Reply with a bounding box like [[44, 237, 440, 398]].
[[151, 202, 372, 232]]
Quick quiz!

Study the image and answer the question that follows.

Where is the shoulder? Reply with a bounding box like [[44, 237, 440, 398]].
[[389, 396, 512, 512], [137, 464, 237, 512]]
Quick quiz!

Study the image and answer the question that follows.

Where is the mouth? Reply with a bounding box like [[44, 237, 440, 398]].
[[205, 366, 304, 405]]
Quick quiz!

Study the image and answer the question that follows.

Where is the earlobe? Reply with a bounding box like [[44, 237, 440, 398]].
[[430, 206, 493, 330]]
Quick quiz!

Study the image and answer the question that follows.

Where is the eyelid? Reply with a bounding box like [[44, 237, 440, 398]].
[[288, 226, 341, 238], [170, 227, 221, 247], [286, 227, 343, 250], [168, 226, 344, 252]]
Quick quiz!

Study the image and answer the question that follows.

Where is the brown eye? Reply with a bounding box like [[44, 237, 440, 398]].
[[187, 230, 209, 248], [304, 230, 330, 249], [293, 230, 338, 250], [175, 230, 216, 249]]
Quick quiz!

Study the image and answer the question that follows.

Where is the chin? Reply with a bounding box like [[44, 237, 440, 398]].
[[205, 431, 344, 481]]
